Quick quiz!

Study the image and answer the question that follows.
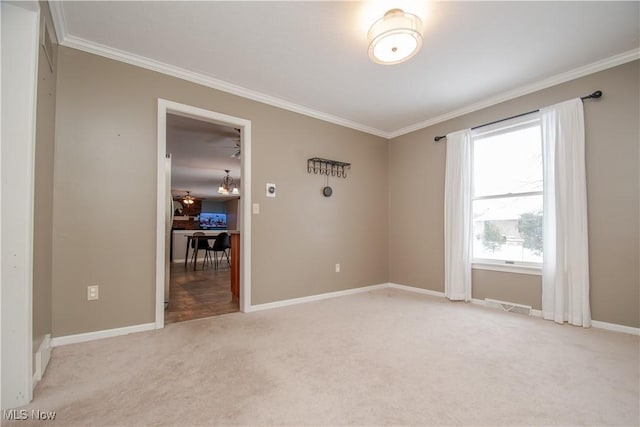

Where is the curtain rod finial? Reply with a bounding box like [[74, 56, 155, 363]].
[[582, 90, 603, 100]]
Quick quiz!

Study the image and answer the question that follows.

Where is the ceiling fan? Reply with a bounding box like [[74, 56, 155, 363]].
[[172, 190, 202, 215], [199, 127, 240, 158], [172, 190, 202, 204], [230, 128, 241, 159]]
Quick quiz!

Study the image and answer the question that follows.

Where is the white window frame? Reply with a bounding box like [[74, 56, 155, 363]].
[[470, 114, 543, 276]]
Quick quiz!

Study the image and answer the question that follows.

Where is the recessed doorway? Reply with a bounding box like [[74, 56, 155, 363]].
[[156, 100, 252, 329], [166, 114, 241, 324]]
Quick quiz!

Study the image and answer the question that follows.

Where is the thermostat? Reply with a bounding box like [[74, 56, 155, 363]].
[[266, 183, 276, 198]]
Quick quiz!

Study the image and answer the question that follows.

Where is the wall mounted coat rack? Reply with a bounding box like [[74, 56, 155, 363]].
[[307, 157, 351, 178]]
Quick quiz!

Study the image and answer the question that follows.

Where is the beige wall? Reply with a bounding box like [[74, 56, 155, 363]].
[[471, 270, 542, 309], [388, 60, 639, 328], [52, 47, 388, 336], [51, 46, 638, 335], [33, 1, 57, 366]]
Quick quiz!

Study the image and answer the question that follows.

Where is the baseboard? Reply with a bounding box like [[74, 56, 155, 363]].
[[50, 323, 156, 347], [397, 286, 638, 336], [48, 286, 639, 349], [387, 283, 445, 298], [32, 334, 52, 388], [531, 309, 543, 318], [248, 283, 389, 312], [592, 320, 640, 336]]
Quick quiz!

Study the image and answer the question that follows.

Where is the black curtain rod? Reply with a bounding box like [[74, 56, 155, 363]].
[[433, 90, 602, 142]]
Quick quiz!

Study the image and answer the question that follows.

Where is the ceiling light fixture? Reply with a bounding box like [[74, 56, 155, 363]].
[[218, 169, 239, 195], [183, 191, 195, 205], [367, 8, 423, 65]]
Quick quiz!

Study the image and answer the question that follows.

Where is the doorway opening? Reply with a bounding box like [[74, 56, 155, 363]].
[[166, 115, 241, 323], [156, 100, 252, 329]]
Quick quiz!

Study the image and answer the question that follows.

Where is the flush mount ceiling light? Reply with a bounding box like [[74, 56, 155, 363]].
[[367, 8, 423, 65]]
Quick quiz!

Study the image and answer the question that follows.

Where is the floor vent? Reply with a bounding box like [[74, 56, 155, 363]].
[[484, 298, 532, 316]]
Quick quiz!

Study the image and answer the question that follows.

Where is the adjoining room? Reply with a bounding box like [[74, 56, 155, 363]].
[[165, 114, 242, 324]]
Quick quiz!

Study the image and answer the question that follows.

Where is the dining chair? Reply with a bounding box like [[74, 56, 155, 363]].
[[191, 232, 212, 268], [207, 232, 231, 270]]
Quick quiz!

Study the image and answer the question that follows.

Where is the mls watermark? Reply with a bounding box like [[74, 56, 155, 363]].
[[3, 409, 56, 421]]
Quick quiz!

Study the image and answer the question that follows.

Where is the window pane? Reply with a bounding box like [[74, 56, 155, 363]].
[[473, 125, 542, 197], [472, 195, 543, 263]]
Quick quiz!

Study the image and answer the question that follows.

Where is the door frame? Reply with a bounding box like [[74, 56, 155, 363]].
[[155, 99, 252, 328], [1, 0, 40, 408]]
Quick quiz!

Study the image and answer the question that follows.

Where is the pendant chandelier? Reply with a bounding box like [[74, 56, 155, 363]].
[[218, 169, 239, 195]]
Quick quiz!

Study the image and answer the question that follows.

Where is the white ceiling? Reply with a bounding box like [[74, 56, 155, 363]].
[[50, 1, 639, 138], [167, 114, 241, 200]]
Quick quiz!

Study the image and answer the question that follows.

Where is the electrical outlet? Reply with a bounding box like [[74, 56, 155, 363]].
[[335, 264, 341, 273], [87, 285, 99, 300]]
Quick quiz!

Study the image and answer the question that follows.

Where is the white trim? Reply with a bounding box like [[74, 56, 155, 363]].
[[47, 4, 638, 140], [46, 2, 387, 138], [47, 0, 67, 47], [399, 286, 639, 336], [61, 35, 390, 139], [1, 3, 4, 411], [156, 100, 252, 327], [50, 323, 156, 347], [155, 104, 167, 329], [32, 334, 51, 388], [474, 297, 640, 335], [591, 320, 640, 336], [1, 1, 40, 409], [387, 283, 445, 298], [47, 285, 640, 350], [388, 48, 640, 138], [470, 298, 484, 306], [473, 191, 543, 202], [239, 122, 252, 313], [472, 263, 542, 276], [248, 284, 389, 312]]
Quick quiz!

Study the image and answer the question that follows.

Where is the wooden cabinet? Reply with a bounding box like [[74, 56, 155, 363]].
[[230, 232, 240, 299]]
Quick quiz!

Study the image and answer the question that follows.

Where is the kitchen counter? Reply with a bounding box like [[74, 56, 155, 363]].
[[172, 229, 229, 263]]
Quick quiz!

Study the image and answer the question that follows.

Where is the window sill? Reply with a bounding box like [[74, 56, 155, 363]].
[[472, 262, 542, 276]]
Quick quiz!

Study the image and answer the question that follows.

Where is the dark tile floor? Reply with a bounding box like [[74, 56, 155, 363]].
[[165, 261, 239, 325]]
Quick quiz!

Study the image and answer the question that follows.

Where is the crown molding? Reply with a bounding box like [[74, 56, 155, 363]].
[[63, 35, 391, 139], [48, 2, 638, 141], [388, 48, 640, 139], [48, 1, 391, 139], [48, 0, 68, 46]]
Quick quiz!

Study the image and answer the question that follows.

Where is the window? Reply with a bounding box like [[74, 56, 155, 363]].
[[471, 115, 543, 269]]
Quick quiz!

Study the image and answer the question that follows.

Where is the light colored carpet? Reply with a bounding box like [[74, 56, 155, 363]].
[[11, 288, 640, 426]]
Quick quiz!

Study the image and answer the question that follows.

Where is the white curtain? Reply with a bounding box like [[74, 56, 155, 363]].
[[444, 129, 472, 301], [541, 98, 591, 327]]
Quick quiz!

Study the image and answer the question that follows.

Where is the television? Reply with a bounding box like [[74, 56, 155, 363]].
[[199, 212, 227, 230]]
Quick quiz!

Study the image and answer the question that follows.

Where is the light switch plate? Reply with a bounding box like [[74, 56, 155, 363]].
[[266, 183, 276, 198], [252, 203, 260, 214], [88, 285, 99, 300]]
